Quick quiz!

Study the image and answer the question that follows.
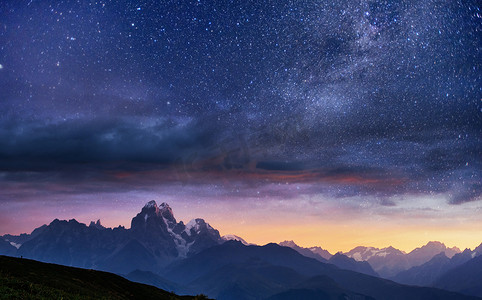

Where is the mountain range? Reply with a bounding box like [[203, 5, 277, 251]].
[[279, 240, 378, 277], [3, 201, 224, 274], [1, 200, 481, 300], [343, 241, 461, 278], [390, 245, 482, 297], [160, 240, 479, 300]]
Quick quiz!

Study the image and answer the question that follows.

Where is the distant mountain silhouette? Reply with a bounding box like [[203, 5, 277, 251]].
[[5, 201, 223, 275], [391, 246, 480, 286], [344, 241, 461, 278], [344, 246, 409, 277], [222, 234, 252, 245], [407, 241, 460, 267], [308, 246, 333, 260], [279, 240, 378, 276], [161, 241, 478, 300], [328, 252, 378, 277], [433, 255, 482, 298], [279, 240, 329, 262], [2, 202, 481, 300], [390, 243, 482, 298]]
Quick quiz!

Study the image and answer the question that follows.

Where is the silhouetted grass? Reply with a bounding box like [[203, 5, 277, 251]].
[[0, 255, 200, 300]]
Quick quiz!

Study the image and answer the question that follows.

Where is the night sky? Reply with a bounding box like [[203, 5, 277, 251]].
[[1, 0, 481, 252]]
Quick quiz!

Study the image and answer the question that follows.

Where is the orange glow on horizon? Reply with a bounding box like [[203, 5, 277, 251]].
[[214, 220, 482, 254]]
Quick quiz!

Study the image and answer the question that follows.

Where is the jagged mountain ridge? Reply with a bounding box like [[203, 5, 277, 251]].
[[279, 240, 330, 262], [3, 201, 223, 274], [433, 255, 482, 298], [161, 241, 479, 300], [343, 241, 462, 278], [391, 245, 482, 287], [1, 202, 481, 299], [308, 245, 333, 260], [279, 240, 378, 277]]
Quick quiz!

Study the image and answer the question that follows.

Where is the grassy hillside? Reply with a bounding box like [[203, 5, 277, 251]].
[[0, 255, 205, 300]]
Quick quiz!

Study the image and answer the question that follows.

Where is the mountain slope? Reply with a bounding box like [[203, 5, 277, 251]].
[[187, 261, 310, 299], [125, 270, 181, 294], [279, 240, 377, 276], [391, 248, 478, 286], [0, 255, 198, 300], [328, 252, 378, 277], [14, 201, 224, 275], [266, 275, 376, 300], [344, 246, 409, 277], [165, 241, 337, 284], [308, 246, 333, 260], [433, 255, 482, 298], [406, 241, 460, 267], [279, 240, 328, 262], [0, 238, 17, 256], [164, 241, 479, 300], [17, 218, 132, 270], [344, 242, 461, 278], [222, 234, 251, 245]]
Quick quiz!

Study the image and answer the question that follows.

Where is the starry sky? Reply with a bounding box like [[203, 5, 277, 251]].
[[0, 0, 481, 252]]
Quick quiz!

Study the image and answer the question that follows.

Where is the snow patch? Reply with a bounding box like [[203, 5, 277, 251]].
[[9, 242, 21, 249], [184, 219, 199, 236], [162, 216, 190, 258], [352, 252, 362, 261], [144, 200, 157, 208], [223, 235, 249, 245]]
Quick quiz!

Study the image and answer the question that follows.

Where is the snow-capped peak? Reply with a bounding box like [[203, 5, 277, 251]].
[[279, 240, 298, 248], [184, 219, 200, 236], [345, 246, 406, 261], [222, 235, 249, 245], [184, 218, 214, 236], [144, 200, 158, 209], [140, 201, 175, 224], [159, 202, 170, 209]]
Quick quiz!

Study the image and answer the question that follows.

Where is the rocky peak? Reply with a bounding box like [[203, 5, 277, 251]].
[[144, 200, 158, 209], [89, 219, 104, 230], [184, 218, 216, 236], [279, 240, 297, 248], [406, 241, 458, 268], [158, 202, 176, 225], [138, 201, 177, 226], [222, 235, 250, 245], [474, 243, 482, 255], [409, 241, 445, 255], [309, 246, 333, 260]]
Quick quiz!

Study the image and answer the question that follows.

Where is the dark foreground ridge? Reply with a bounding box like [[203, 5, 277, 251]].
[[0, 255, 206, 300]]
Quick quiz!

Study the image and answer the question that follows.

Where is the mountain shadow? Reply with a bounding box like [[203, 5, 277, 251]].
[[0, 255, 201, 300], [163, 241, 480, 300]]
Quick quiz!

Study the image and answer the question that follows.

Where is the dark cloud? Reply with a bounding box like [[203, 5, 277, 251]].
[[0, 117, 219, 169], [0, 0, 480, 212]]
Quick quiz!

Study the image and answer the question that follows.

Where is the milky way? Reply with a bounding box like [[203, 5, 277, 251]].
[[0, 0, 481, 249]]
